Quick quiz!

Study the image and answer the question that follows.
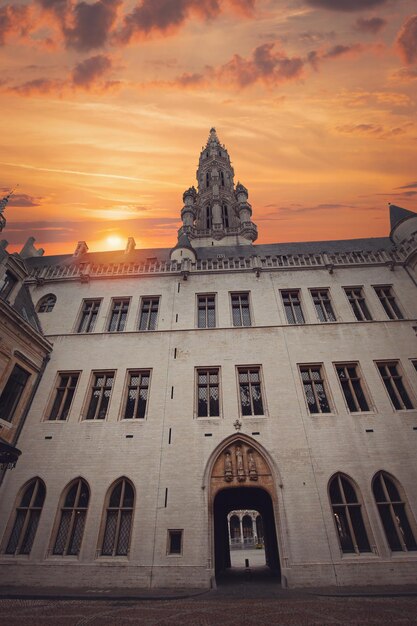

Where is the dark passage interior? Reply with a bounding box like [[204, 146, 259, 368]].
[[213, 487, 280, 583]]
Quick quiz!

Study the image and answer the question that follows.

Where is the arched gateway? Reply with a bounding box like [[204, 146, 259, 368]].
[[206, 434, 282, 581]]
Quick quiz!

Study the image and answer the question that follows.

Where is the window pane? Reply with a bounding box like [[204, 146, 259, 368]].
[[393, 504, 417, 551], [378, 504, 402, 551], [169, 531, 182, 554], [20, 510, 40, 554], [102, 510, 117, 555], [5, 511, 25, 554], [116, 511, 132, 555], [333, 507, 355, 553], [53, 510, 71, 555], [350, 507, 371, 552], [68, 511, 86, 555]]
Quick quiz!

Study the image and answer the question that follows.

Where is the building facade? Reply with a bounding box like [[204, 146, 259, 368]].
[[0, 129, 416, 590]]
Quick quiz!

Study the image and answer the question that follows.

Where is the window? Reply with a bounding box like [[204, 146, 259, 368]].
[[85, 372, 114, 420], [377, 361, 414, 410], [167, 530, 183, 555], [372, 472, 417, 552], [220, 171, 225, 187], [299, 365, 331, 414], [47, 373, 79, 421], [206, 205, 212, 229], [197, 368, 220, 417], [108, 298, 129, 332], [335, 364, 370, 412], [206, 172, 210, 189], [329, 474, 371, 554], [139, 297, 159, 331], [123, 370, 150, 419], [222, 203, 229, 228], [281, 290, 305, 324], [374, 286, 404, 320], [5, 478, 46, 555], [37, 294, 56, 313], [344, 287, 372, 321], [77, 299, 101, 333], [0, 364, 30, 423], [52, 479, 89, 556], [0, 271, 17, 300], [311, 289, 336, 322], [231, 293, 251, 327], [197, 294, 216, 328], [238, 367, 264, 416], [100, 478, 134, 557]]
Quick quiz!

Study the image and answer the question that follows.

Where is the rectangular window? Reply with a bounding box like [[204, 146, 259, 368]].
[[0, 271, 17, 301], [231, 293, 251, 327], [344, 287, 372, 321], [108, 298, 129, 332], [311, 289, 336, 322], [374, 286, 404, 320], [197, 368, 220, 417], [77, 299, 101, 333], [281, 290, 305, 324], [47, 373, 79, 420], [377, 361, 414, 410], [238, 367, 264, 416], [0, 364, 30, 422], [335, 363, 370, 412], [299, 365, 331, 414], [167, 530, 183, 555], [197, 294, 216, 328], [85, 372, 114, 420], [123, 370, 150, 419], [139, 297, 159, 330]]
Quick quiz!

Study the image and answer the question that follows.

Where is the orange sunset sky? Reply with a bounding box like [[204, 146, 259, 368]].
[[0, 0, 416, 255]]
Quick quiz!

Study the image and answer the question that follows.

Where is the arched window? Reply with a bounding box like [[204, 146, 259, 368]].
[[100, 478, 134, 557], [222, 204, 229, 228], [372, 471, 417, 552], [220, 171, 225, 186], [206, 172, 210, 188], [37, 294, 56, 313], [206, 206, 212, 229], [52, 478, 89, 556], [4, 478, 46, 555], [242, 515, 253, 540], [229, 514, 240, 540], [328, 473, 371, 554]]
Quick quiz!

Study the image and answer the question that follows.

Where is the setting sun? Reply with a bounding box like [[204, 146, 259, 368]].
[[105, 235, 124, 250]]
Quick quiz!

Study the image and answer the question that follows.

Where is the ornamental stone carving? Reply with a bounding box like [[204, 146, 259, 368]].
[[220, 442, 264, 484]]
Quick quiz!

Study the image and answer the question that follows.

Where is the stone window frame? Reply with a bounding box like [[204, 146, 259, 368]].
[[236, 365, 267, 418], [97, 477, 135, 559], [372, 285, 404, 321], [333, 362, 374, 414], [2, 477, 46, 556], [375, 360, 415, 411], [280, 289, 306, 325], [167, 529, 183, 556], [44, 371, 81, 422], [74, 298, 102, 333], [82, 370, 116, 421], [106, 297, 131, 333], [194, 366, 222, 419], [309, 288, 336, 323], [48, 478, 90, 558], [230, 291, 252, 327], [298, 363, 334, 415], [36, 293, 57, 313], [343, 286, 373, 321], [196, 293, 216, 329], [120, 369, 152, 421], [137, 295, 160, 331], [0, 362, 31, 425]]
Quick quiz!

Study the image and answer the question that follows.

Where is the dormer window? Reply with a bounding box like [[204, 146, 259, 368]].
[[0, 270, 17, 301]]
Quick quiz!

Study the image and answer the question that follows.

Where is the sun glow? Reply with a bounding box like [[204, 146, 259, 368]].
[[105, 235, 124, 249]]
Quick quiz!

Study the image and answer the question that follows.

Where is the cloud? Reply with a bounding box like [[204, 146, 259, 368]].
[[0, 3, 30, 45], [336, 122, 414, 138], [72, 54, 112, 87], [395, 181, 417, 190], [392, 67, 417, 81], [307, 42, 366, 70], [354, 17, 386, 34], [397, 15, 417, 65], [3, 193, 43, 207], [11, 77, 65, 95], [305, 0, 388, 11], [64, 0, 122, 51]]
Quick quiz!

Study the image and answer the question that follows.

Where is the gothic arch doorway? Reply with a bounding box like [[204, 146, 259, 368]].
[[208, 436, 281, 582]]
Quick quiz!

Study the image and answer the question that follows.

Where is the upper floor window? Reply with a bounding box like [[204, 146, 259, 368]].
[[344, 287, 372, 321], [238, 367, 264, 416], [372, 472, 417, 552], [220, 171, 225, 187], [139, 297, 159, 331], [84, 372, 114, 420], [37, 294, 56, 313], [100, 478, 134, 557], [206, 205, 212, 229], [311, 289, 335, 322], [373, 286, 404, 320], [299, 365, 331, 414], [0, 270, 17, 301], [197, 294, 216, 328], [197, 368, 220, 417], [123, 370, 150, 419], [206, 172, 210, 188], [281, 290, 305, 324], [47, 372, 79, 421], [335, 363, 370, 412], [329, 473, 371, 554], [77, 299, 101, 333], [376, 361, 414, 410], [52, 478, 90, 556], [108, 298, 129, 332], [0, 364, 30, 423], [231, 292, 251, 327], [4, 478, 46, 555], [222, 204, 229, 228]]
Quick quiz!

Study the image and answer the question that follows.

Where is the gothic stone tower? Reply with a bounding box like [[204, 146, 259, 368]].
[[178, 128, 258, 248]]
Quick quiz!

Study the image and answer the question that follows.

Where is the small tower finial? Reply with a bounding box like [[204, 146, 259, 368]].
[[0, 185, 18, 233]]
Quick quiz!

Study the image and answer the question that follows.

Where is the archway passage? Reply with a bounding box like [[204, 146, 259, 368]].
[[214, 487, 280, 582]]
